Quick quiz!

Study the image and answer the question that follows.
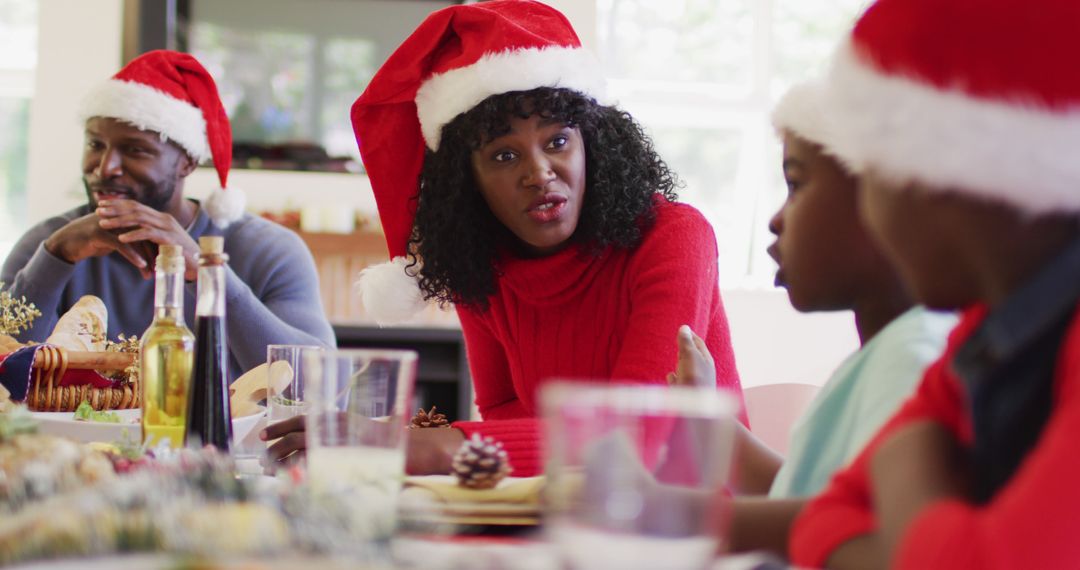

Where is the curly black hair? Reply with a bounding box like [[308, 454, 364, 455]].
[[410, 87, 679, 309]]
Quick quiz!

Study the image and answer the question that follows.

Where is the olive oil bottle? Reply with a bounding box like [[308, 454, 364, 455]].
[[140, 244, 195, 448]]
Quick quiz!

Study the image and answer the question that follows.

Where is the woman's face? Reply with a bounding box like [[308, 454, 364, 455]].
[[471, 114, 586, 256]]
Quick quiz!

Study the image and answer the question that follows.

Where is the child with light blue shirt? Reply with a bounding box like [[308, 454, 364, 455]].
[[672, 80, 956, 555]]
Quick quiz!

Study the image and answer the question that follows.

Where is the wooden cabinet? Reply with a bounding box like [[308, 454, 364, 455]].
[[295, 229, 389, 323]]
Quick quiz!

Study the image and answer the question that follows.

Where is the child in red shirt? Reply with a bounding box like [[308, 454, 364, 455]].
[[788, 0, 1080, 567]]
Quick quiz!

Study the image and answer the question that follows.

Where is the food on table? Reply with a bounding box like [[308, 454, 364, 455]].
[[0, 405, 35, 439], [72, 400, 123, 423], [0, 412, 116, 512], [18, 297, 141, 413], [0, 447, 289, 565], [0, 384, 13, 414], [0, 431, 379, 565], [44, 295, 108, 352], [0, 334, 21, 354]]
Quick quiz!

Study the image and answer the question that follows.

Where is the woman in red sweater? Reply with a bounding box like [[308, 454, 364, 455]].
[[264, 1, 744, 475]]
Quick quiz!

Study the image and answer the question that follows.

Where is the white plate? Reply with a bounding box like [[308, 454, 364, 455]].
[[31, 408, 265, 445]]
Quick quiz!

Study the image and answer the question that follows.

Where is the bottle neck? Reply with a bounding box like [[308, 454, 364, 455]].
[[153, 265, 186, 323], [195, 263, 226, 317]]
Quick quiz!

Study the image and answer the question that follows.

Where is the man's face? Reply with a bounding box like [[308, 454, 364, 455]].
[[82, 117, 193, 215]]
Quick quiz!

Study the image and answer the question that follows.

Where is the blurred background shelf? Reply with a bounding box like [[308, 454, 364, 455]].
[[334, 324, 472, 423]]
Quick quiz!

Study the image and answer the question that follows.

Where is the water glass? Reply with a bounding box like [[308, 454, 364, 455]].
[[542, 382, 739, 570], [266, 344, 323, 425], [302, 348, 418, 541]]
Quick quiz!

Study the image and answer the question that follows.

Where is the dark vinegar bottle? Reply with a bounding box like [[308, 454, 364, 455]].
[[185, 236, 233, 450]]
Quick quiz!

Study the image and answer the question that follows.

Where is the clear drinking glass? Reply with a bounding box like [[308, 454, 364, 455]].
[[302, 348, 418, 543], [542, 382, 739, 570], [266, 344, 323, 426]]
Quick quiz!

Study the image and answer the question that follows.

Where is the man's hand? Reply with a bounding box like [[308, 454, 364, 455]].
[[44, 212, 154, 275], [261, 415, 308, 469], [667, 325, 716, 388], [96, 199, 200, 280]]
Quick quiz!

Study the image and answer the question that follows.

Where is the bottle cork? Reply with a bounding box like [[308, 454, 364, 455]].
[[156, 244, 185, 273], [199, 236, 225, 255], [158, 244, 183, 258]]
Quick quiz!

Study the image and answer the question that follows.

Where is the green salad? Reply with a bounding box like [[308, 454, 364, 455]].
[[73, 400, 122, 423]]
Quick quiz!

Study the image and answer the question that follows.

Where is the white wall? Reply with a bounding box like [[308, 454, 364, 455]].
[[26, 0, 124, 224], [185, 166, 376, 232], [723, 289, 858, 388]]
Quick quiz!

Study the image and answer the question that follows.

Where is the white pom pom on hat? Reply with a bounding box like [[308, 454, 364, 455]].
[[204, 185, 246, 229], [356, 257, 428, 326]]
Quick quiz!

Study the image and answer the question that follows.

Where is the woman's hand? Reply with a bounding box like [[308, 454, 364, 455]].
[[260, 414, 466, 475]]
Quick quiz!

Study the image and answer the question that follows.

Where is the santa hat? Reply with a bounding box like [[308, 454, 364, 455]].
[[79, 50, 245, 227], [824, 0, 1080, 215], [771, 80, 855, 171], [351, 0, 606, 325]]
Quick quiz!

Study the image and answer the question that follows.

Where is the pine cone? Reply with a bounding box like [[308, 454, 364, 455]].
[[409, 406, 450, 429], [451, 433, 512, 490]]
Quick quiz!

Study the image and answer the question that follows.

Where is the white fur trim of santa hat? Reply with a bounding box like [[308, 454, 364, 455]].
[[771, 80, 857, 172], [356, 257, 427, 326], [825, 39, 1080, 216], [79, 79, 211, 163], [415, 45, 607, 152], [204, 185, 247, 229]]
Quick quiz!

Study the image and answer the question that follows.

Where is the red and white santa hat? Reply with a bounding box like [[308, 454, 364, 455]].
[[771, 79, 855, 170], [351, 0, 606, 324], [823, 0, 1080, 214], [79, 50, 245, 227]]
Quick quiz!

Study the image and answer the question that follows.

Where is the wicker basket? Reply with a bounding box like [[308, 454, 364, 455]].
[[26, 346, 139, 412]]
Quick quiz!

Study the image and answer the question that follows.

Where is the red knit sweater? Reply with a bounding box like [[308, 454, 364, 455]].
[[790, 306, 1080, 568], [452, 199, 745, 476]]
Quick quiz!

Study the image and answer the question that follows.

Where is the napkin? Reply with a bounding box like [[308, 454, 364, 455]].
[[0, 345, 119, 404]]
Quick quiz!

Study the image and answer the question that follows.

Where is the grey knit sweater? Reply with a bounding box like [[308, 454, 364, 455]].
[[1, 201, 336, 381]]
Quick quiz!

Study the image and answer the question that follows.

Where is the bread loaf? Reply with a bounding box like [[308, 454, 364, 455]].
[[45, 296, 108, 351], [0, 334, 21, 354]]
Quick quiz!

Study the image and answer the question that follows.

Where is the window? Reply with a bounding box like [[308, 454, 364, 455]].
[[597, 0, 869, 286], [188, 0, 452, 172], [0, 0, 37, 261]]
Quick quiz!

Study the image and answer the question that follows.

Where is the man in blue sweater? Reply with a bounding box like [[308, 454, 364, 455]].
[[0, 50, 334, 381]]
